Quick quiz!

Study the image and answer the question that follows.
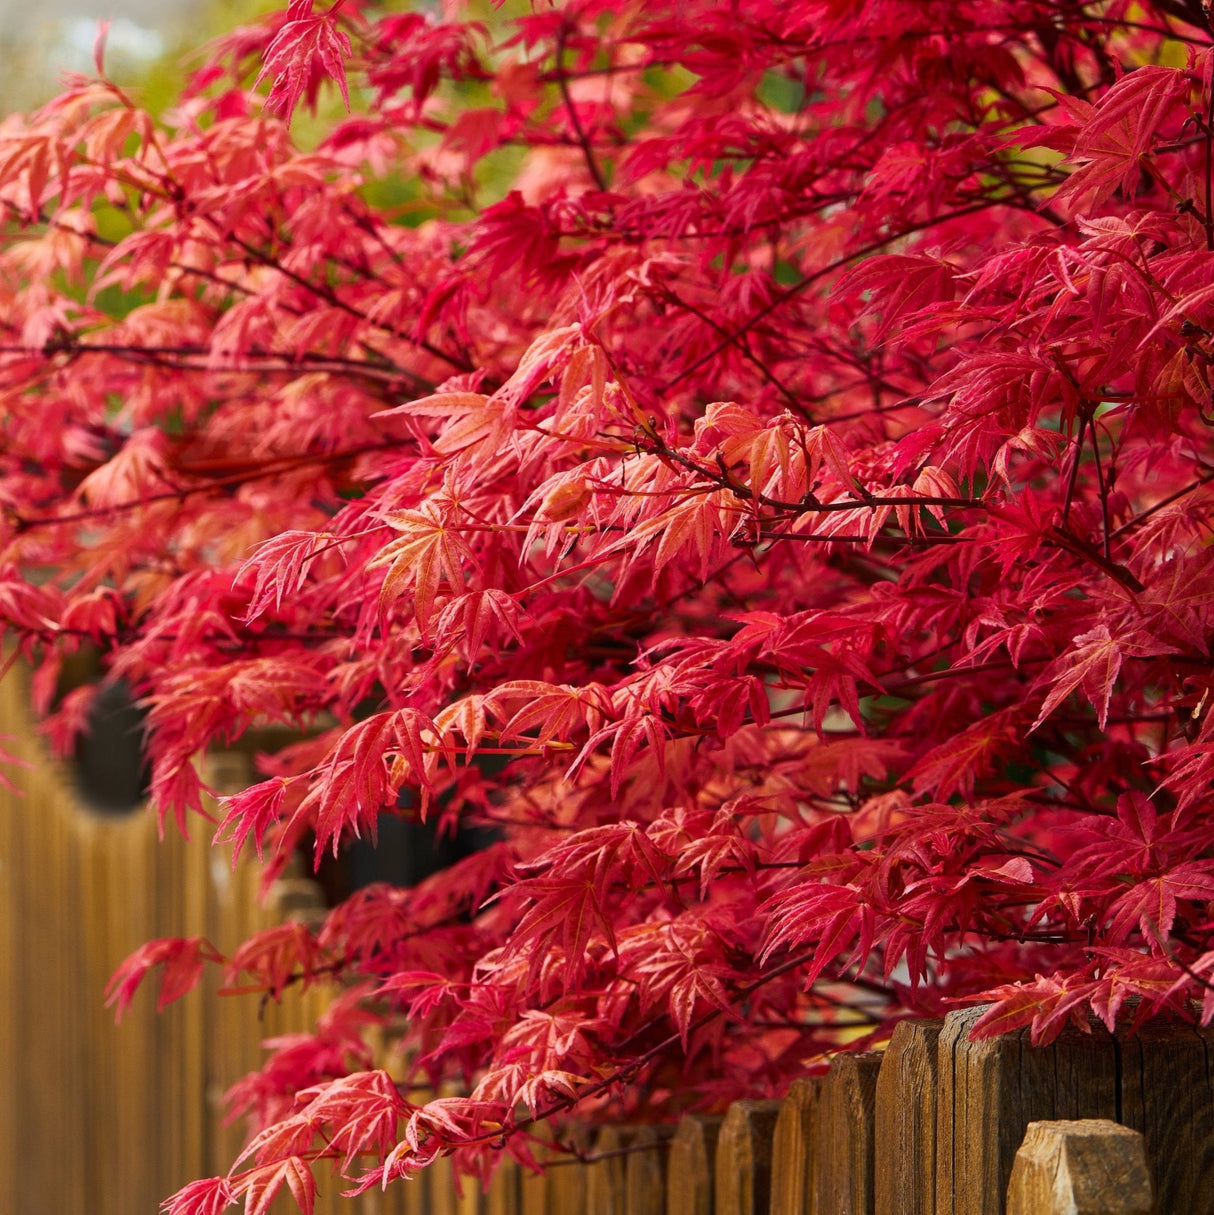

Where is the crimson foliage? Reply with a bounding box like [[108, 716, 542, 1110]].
[[4, 0, 1214, 1209]]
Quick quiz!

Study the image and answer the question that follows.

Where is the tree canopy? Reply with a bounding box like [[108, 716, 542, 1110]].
[[4, 1, 1214, 1211]]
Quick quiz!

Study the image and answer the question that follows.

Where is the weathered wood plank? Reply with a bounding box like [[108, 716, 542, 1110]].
[[429, 1151, 462, 1215], [588, 1126, 636, 1215], [1117, 1020, 1214, 1214], [546, 1124, 591, 1215], [817, 1052, 882, 1215], [715, 1099, 781, 1215], [935, 1008, 1120, 1215], [487, 1155, 521, 1215], [0, 675, 434, 1215], [1005, 1120, 1152, 1215], [770, 1077, 824, 1215], [935, 1007, 1214, 1215], [625, 1124, 672, 1215], [874, 1019, 943, 1215], [520, 1155, 550, 1215], [667, 1114, 722, 1215]]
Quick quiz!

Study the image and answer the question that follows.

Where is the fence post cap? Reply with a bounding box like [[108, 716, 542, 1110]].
[[1007, 1119, 1153, 1215]]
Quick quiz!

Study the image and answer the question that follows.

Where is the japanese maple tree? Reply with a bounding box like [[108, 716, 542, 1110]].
[[4, 0, 1214, 1209]]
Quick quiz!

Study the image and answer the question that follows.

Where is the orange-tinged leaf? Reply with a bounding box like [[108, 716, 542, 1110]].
[[236, 1157, 317, 1215], [161, 1177, 237, 1215], [370, 507, 474, 631]]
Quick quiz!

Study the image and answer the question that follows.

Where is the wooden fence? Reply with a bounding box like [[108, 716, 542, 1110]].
[[606, 1015, 1180, 1215], [0, 671, 341, 1214], [470, 1009, 1194, 1215], [0, 670, 1204, 1214]]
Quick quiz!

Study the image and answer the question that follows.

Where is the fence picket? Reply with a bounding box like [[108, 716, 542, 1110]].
[[589, 1126, 637, 1215], [1118, 1021, 1214, 1213], [936, 1007, 1214, 1215], [547, 1125, 590, 1215], [625, 1124, 672, 1215], [816, 1052, 881, 1215], [667, 1114, 721, 1215], [770, 1077, 824, 1215], [486, 1156, 520, 1215], [714, 1100, 781, 1215], [874, 1019, 943, 1215], [520, 1156, 549, 1215], [936, 1008, 1122, 1215]]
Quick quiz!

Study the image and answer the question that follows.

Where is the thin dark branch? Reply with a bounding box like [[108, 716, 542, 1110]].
[[555, 21, 609, 192]]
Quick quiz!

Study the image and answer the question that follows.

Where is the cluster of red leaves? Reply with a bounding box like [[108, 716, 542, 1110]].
[[5, 0, 1214, 1210]]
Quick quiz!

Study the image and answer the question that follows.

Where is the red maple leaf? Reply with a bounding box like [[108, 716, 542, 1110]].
[[255, 0, 352, 123]]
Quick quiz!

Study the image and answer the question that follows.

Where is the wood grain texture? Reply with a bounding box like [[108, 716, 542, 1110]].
[[520, 1156, 550, 1215], [0, 677, 411, 1215], [714, 1099, 782, 1215], [1115, 1019, 1214, 1214], [935, 1008, 1121, 1215], [546, 1124, 591, 1215], [487, 1155, 521, 1215], [1005, 1120, 1152, 1215], [429, 1152, 462, 1215], [625, 1124, 673, 1215], [511, 1125, 572, 1215], [934, 1007, 1214, 1215], [588, 1126, 638, 1215], [0, 670, 222, 1215], [770, 1077, 824, 1215], [875, 1019, 944, 1215], [817, 1052, 882, 1215], [667, 1114, 722, 1215]]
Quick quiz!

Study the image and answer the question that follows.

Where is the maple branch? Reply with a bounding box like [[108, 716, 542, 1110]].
[[544, 1139, 671, 1167], [482, 948, 856, 1142], [225, 233, 474, 374], [1111, 470, 1214, 538], [630, 430, 984, 517], [1060, 405, 1088, 527], [757, 528, 974, 547], [1150, 0, 1213, 34], [657, 287, 805, 413], [1047, 525, 1145, 593], [660, 202, 1010, 395], [7, 441, 407, 533], [1204, 70, 1214, 252], [1086, 411, 1114, 563], [0, 341, 428, 390], [554, 20, 609, 193]]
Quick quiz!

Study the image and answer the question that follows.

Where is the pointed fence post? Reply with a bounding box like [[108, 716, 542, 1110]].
[[874, 1018, 943, 1215], [714, 1100, 781, 1215], [816, 1052, 881, 1215], [937, 1007, 1214, 1214], [771, 1077, 824, 1215], [667, 1114, 721, 1215], [625, 1124, 673, 1215]]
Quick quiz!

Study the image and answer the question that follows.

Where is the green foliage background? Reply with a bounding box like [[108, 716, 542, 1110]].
[[0, 0, 278, 116]]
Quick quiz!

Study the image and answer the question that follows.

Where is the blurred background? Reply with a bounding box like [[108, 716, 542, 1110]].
[[0, 0, 262, 114]]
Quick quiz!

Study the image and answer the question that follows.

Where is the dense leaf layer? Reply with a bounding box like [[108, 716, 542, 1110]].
[[4, 0, 1214, 1209]]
